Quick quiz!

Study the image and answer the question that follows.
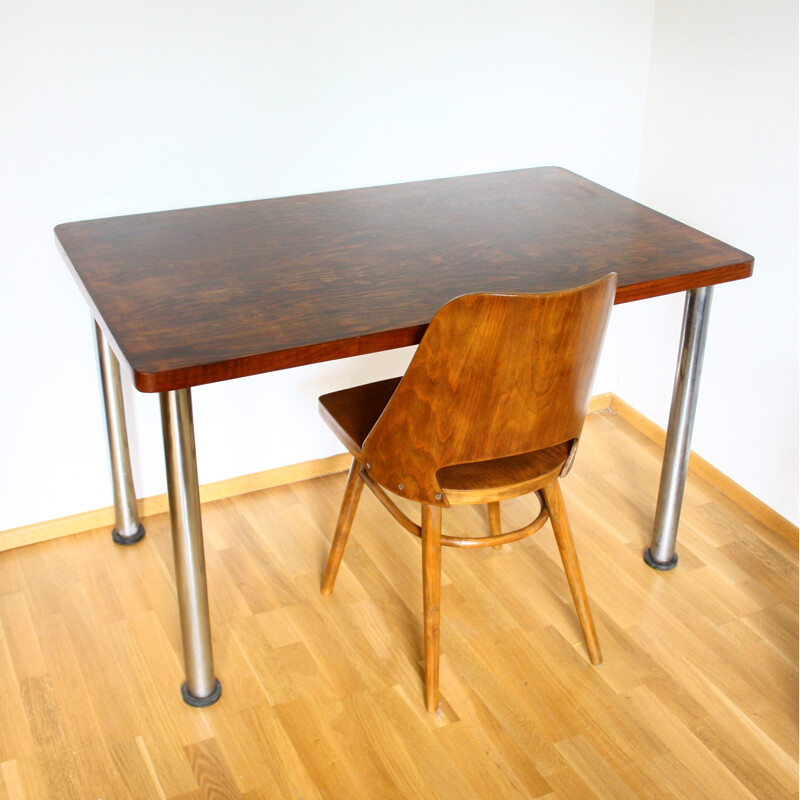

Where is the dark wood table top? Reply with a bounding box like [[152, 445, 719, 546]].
[[56, 167, 753, 393]]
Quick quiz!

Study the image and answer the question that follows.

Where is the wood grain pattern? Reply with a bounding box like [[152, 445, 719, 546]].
[[438, 445, 571, 503], [541, 480, 602, 666], [0, 410, 795, 798], [55, 168, 753, 392], [320, 459, 364, 596], [362, 277, 616, 505], [422, 505, 443, 712], [318, 277, 630, 711]]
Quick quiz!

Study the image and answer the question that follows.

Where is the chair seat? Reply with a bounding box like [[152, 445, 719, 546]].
[[320, 376, 571, 503], [319, 377, 402, 458], [438, 442, 571, 504], [319, 281, 615, 712]]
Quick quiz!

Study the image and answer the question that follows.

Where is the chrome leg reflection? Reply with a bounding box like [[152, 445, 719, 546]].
[[160, 388, 221, 706], [95, 323, 144, 545], [645, 286, 713, 570]]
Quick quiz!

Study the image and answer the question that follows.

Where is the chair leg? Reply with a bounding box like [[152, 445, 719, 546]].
[[321, 459, 364, 595], [488, 502, 502, 549], [421, 504, 443, 712], [541, 480, 602, 665]]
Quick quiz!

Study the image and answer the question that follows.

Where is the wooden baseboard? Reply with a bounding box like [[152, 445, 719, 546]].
[[3, 393, 795, 551], [0, 453, 352, 553], [602, 393, 798, 548], [587, 392, 614, 414]]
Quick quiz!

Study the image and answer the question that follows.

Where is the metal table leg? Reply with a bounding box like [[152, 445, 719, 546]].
[[645, 286, 713, 570], [95, 323, 145, 545], [160, 388, 222, 706]]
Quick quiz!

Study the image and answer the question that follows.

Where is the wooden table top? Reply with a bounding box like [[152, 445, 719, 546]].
[[56, 167, 753, 393]]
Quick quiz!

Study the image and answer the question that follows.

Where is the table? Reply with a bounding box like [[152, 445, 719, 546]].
[[56, 167, 753, 706]]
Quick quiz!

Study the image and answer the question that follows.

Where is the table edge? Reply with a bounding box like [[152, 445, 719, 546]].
[[129, 258, 752, 393]]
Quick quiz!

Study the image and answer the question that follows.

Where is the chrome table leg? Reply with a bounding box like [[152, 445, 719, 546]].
[[95, 323, 145, 545], [160, 388, 222, 706], [645, 286, 713, 570]]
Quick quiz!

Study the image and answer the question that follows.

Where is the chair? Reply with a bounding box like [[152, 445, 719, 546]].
[[318, 274, 617, 712]]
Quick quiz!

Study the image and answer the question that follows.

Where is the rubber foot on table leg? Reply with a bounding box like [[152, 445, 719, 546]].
[[112, 523, 145, 545], [181, 680, 222, 707], [643, 548, 678, 571]]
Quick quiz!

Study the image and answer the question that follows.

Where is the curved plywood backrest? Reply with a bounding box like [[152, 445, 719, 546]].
[[362, 273, 617, 506]]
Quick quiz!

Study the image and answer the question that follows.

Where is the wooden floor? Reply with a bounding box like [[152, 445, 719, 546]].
[[0, 410, 796, 799]]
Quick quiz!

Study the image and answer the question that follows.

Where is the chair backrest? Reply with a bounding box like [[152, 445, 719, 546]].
[[362, 273, 617, 506]]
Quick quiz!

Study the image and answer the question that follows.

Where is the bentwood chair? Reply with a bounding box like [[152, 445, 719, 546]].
[[318, 274, 617, 712]]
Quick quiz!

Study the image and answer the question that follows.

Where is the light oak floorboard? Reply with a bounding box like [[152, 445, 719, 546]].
[[0, 411, 795, 799]]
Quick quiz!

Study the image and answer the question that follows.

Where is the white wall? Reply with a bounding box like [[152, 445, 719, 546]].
[[0, 0, 656, 532], [1, 0, 796, 533], [617, 0, 798, 522]]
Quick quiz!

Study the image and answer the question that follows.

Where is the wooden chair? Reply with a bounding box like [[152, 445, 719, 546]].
[[318, 274, 617, 712]]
